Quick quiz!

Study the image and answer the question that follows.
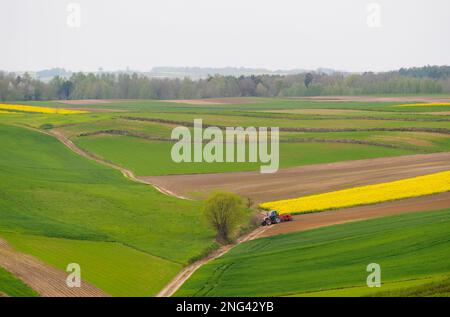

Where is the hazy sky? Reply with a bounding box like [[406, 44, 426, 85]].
[[1, 0, 449, 72]]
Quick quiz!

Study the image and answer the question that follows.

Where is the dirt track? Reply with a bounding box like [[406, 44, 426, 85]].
[[140, 152, 450, 203], [156, 226, 269, 297], [260, 191, 450, 237], [49, 129, 191, 200], [156, 187, 450, 296], [20, 126, 450, 296], [0, 238, 108, 297]]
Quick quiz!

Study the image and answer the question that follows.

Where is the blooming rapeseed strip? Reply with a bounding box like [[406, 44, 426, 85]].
[[394, 102, 450, 107], [260, 170, 450, 214], [0, 103, 87, 114]]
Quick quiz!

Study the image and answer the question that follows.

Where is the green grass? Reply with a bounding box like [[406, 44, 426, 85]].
[[372, 276, 450, 297], [58, 118, 175, 139], [0, 123, 216, 295], [0, 123, 214, 263], [121, 111, 450, 129], [4, 98, 447, 167], [74, 134, 415, 176], [1, 97, 449, 297], [290, 275, 448, 297], [2, 233, 180, 297], [176, 209, 450, 297], [0, 266, 38, 297], [0, 110, 116, 129], [280, 131, 450, 152]]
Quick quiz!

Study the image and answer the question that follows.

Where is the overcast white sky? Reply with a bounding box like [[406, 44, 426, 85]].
[[1, 0, 449, 72]]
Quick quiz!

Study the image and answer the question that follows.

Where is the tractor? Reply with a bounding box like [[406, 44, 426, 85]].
[[261, 210, 293, 226]]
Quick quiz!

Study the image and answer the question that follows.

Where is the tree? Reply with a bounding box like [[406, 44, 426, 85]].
[[255, 83, 269, 96], [0, 66, 449, 101], [304, 72, 313, 88], [59, 80, 74, 99], [203, 192, 244, 243]]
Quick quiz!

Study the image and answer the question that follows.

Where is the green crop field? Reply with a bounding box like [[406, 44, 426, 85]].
[[3, 0, 450, 299], [2, 233, 180, 297], [176, 209, 450, 297], [0, 267, 38, 297], [291, 275, 450, 297], [0, 97, 449, 297], [54, 98, 447, 176], [0, 123, 216, 296], [75, 134, 415, 176]]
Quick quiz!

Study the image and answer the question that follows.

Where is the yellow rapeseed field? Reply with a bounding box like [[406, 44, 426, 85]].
[[260, 170, 450, 214], [395, 102, 450, 107], [0, 103, 87, 114]]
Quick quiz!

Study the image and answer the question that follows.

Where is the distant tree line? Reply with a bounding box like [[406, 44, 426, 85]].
[[1, 66, 450, 101], [395, 65, 450, 79]]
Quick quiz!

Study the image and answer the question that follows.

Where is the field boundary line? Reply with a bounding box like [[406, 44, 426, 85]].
[[122, 116, 450, 135], [77, 128, 419, 151]]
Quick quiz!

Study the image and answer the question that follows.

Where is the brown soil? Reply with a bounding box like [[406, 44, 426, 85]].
[[260, 191, 450, 237], [156, 190, 450, 296], [0, 238, 108, 297], [163, 98, 261, 105], [156, 185, 450, 296], [140, 152, 450, 203], [289, 96, 450, 103], [56, 99, 113, 105]]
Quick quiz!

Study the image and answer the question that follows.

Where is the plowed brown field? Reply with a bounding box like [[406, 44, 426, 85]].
[[141, 152, 450, 202], [259, 191, 450, 237]]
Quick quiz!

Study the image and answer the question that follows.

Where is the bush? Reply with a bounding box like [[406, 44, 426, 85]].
[[40, 123, 54, 130], [203, 191, 244, 244]]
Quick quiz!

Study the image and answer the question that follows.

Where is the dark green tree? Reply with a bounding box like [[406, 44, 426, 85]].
[[304, 72, 313, 88]]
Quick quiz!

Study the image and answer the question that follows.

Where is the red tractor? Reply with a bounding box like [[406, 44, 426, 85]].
[[261, 210, 293, 226]]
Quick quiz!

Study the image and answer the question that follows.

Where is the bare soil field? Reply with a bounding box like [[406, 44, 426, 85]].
[[141, 152, 450, 202], [162, 97, 262, 105], [260, 191, 450, 237], [0, 238, 108, 297], [290, 96, 450, 103]]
